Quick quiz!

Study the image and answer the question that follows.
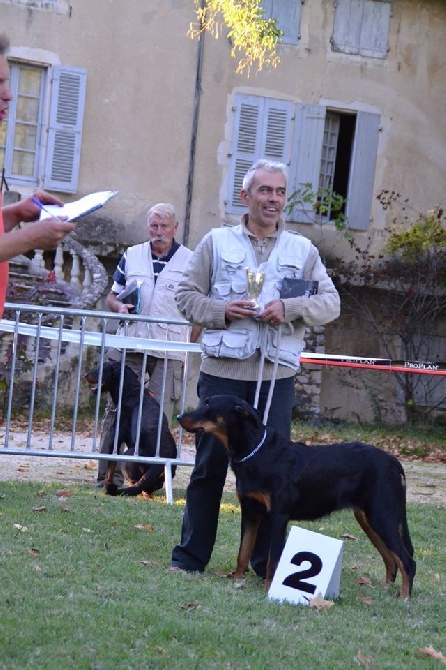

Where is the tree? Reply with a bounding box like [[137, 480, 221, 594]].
[[333, 192, 446, 425], [189, 0, 282, 75]]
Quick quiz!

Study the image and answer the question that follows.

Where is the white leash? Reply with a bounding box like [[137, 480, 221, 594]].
[[254, 323, 282, 425]]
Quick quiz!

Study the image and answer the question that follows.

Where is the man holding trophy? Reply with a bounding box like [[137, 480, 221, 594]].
[[171, 159, 340, 576]]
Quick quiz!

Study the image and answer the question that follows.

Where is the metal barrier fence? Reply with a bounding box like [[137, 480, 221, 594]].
[[0, 302, 202, 504]]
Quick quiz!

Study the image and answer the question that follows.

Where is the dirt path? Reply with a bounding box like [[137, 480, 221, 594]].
[[0, 430, 445, 504]]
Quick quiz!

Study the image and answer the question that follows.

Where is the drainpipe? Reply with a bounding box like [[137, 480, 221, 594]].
[[183, 0, 205, 247]]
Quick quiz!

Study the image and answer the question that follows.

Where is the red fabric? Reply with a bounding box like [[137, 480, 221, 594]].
[[0, 192, 9, 317]]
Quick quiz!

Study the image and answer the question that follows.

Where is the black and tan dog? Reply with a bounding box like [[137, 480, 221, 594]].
[[85, 361, 177, 496], [177, 394, 416, 598]]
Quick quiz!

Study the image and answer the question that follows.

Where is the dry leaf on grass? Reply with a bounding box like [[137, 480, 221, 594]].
[[358, 592, 375, 605], [28, 548, 40, 558], [417, 645, 446, 663], [355, 650, 374, 667], [233, 579, 247, 590], [55, 489, 72, 499], [358, 576, 373, 586], [308, 593, 334, 611], [134, 524, 155, 531], [341, 532, 359, 541], [180, 602, 201, 612], [32, 506, 46, 512], [148, 646, 166, 655], [140, 560, 162, 567]]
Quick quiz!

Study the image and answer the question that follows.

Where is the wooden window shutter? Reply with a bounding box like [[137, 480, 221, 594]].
[[44, 65, 87, 193], [346, 111, 381, 230], [227, 95, 292, 214], [359, 1, 391, 58], [261, 0, 302, 45], [332, 0, 390, 58], [288, 103, 326, 222]]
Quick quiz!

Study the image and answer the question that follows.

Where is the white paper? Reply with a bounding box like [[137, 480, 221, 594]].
[[38, 190, 119, 221]]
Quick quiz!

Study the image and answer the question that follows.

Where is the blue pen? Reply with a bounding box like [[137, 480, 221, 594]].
[[32, 196, 76, 237], [32, 197, 66, 222]]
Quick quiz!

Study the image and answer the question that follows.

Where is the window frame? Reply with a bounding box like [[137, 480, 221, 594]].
[[1, 59, 87, 194], [227, 93, 381, 231], [1, 61, 47, 186]]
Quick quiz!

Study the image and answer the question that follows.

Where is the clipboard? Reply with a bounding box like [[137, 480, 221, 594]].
[[38, 190, 119, 222]]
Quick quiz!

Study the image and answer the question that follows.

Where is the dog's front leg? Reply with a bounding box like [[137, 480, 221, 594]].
[[264, 513, 289, 590], [104, 461, 118, 496], [231, 495, 264, 579]]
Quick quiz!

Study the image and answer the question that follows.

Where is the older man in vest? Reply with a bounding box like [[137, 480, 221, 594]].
[[97, 203, 200, 486]]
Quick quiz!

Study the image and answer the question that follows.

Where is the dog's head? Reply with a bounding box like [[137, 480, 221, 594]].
[[177, 394, 263, 450], [84, 360, 138, 395]]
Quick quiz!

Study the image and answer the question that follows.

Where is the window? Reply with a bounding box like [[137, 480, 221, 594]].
[[227, 94, 381, 231], [261, 0, 302, 45], [0, 62, 87, 193], [331, 0, 391, 58], [0, 63, 46, 184]]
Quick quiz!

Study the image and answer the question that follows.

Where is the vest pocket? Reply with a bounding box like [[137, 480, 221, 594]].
[[265, 328, 304, 368], [201, 329, 254, 359]]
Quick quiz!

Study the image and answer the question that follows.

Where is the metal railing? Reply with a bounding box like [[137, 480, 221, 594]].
[[0, 302, 201, 504]]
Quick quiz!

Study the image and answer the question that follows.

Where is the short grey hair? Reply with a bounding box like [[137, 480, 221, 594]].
[[0, 34, 10, 57], [147, 202, 176, 222], [242, 159, 288, 192]]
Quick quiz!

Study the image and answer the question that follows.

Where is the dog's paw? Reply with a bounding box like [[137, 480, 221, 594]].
[[105, 482, 119, 496]]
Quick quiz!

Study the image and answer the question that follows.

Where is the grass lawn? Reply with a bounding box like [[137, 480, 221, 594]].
[[0, 482, 445, 669]]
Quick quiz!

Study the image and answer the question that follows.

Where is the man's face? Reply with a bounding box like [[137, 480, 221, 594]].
[[147, 213, 178, 257], [0, 55, 12, 125], [241, 168, 287, 233]]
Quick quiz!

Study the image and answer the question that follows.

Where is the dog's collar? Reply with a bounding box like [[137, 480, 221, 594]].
[[233, 429, 267, 463]]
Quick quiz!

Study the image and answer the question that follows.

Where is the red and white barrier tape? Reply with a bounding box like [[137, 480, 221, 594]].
[[300, 353, 446, 376]]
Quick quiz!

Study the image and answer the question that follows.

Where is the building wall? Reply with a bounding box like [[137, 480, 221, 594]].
[[2, 0, 446, 422]]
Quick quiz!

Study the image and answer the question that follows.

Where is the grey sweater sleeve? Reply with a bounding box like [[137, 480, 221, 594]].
[[175, 233, 228, 329]]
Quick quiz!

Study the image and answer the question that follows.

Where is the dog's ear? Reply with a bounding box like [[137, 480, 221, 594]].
[[235, 403, 262, 426]]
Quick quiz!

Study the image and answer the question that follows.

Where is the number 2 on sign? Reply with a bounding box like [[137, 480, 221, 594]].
[[282, 551, 323, 594]]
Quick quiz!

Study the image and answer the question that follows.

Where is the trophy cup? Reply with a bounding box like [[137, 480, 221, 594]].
[[246, 268, 265, 313]]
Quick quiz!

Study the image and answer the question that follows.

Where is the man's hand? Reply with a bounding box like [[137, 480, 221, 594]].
[[20, 191, 64, 223], [23, 219, 76, 249], [225, 299, 261, 322], [106, 290, 135, 315], [2, 190, 65, 231], [258, 299, 285, 327]]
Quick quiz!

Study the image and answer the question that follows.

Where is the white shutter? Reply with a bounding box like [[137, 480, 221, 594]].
[[44, 65, 87, 193], [227, 95, 262, 213], [261, 0, 302, 45], [346, 111, 381, 231], [332, 0, 362, 55], [360, 1, 391, 58], [227, 96, 292, 214], [289, 104, 326, 222], [332, 0, 390, 58], [262, 98, 293, 162]]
